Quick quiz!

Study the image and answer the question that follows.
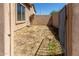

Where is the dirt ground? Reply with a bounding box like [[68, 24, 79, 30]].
[[14, 25, 63, 56]]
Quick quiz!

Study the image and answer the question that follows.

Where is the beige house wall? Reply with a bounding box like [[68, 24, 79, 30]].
[[0, 3, 4, 56], [10, 3, 16, 56], [0, 3, 35, 56], [4, 3, 11, 56], [30, 6, 35, 15], [15, 4, 35, 31], [11, 3, 35, 55], [0, 3, 11, 56]]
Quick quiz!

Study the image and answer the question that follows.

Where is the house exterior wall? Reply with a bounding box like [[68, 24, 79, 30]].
[[0, 3, 12, 56], [0, 3, 35, 56], [0, 3, 4, 56], [30, 6, 35, 15], [4, 3, 12, 56], [10, 3, 16, 56], [32, 15, 52, 26], [51, 13, 59, 28], [15, 4, 35, 31], [11, 3, 35, 55]]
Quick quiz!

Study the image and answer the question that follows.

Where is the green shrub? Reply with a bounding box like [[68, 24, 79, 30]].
[[48, 40, 63, 55]]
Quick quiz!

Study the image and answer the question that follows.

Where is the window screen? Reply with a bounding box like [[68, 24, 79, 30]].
[[17, 3, 25, 21]]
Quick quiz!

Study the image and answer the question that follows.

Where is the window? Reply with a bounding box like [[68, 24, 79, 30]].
[[17, 3, 25, 21]]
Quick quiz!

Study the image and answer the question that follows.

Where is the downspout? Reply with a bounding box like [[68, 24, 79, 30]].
[[9, 3, 11, 56]]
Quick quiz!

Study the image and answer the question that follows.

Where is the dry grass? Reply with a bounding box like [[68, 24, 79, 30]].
[[14, 25, 63, 56]]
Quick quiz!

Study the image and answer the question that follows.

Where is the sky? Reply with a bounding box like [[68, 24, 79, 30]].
[[34, 3, 66, 15]]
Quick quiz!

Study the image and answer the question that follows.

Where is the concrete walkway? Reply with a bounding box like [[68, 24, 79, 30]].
[[14, 25, 63, 56]]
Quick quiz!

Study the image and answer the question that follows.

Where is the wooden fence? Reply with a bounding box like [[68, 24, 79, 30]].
[[32, 15, 52, 26], [51, 13, 59, 28], [59, 4, 73, 56]]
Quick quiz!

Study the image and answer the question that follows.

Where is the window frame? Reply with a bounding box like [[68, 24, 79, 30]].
[[16, 3, 26, 24]]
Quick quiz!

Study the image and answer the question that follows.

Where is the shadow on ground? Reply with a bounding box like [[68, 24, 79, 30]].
[[47, 16, 64, 56], [48, 26, 64, 56]]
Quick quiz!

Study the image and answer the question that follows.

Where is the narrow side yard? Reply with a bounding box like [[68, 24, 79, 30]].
[[14, 25, 63, 56]]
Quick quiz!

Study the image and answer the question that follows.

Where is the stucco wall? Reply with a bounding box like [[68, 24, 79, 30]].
[[32, 15, 52, 26], [10, 3, 16, 56], [11, 3, 35, 55], [30, 6, 35, 15], [0, 3, 35, 56], [15, 4, 35, 31], [4, 3, 12, 56], [72, 4, 79, 55], [0, 3, 4, 56], [0, 3, 12, 56]]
